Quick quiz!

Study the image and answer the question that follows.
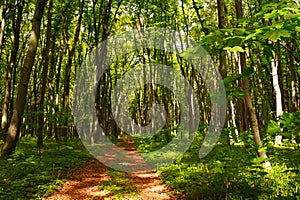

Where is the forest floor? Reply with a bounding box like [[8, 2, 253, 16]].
[[46, 138, 181, 200]]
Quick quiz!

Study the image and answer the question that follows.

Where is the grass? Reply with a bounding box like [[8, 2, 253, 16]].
[[159, 135, 300, 199], [132, 129, 300, 199], [97, 169, 139, 199], [0, 136, 93, 199]]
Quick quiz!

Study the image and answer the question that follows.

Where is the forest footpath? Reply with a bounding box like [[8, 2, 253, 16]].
[[46, 138, 181, 200]]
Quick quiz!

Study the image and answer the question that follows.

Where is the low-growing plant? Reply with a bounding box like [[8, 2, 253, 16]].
[[98, 169, 139, 199], [0, 136, 93, 199]]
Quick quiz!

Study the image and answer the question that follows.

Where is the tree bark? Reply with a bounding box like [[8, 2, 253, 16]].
[[0, 0, 7, 58], [287, 41, 298, 112], [271, 47, 283, 118], [1, 0, 24, 130], [256, 44, 268, 131], [235, 0, 269, 166], [1, 0, 48, 156], [271, 42, 283, 146], [62, 0, 84, 138], [37, 0, 53, 148]]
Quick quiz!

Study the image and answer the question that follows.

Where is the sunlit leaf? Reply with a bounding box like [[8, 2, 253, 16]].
[[224, 46, 245, 52]]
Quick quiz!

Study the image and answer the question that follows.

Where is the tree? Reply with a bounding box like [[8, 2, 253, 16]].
[[0, 0, 7, 58], [61, 0, 84, 139], [1, 0, 24, 130], [37, 0, 53, 148], [235, 0, 269, 168], [1, 0, 48, 156]]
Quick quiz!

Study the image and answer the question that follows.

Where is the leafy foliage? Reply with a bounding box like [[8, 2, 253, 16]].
[[0, 137, 93, 199], [156, 132, 300, 199], [267, 112, 300, 143]]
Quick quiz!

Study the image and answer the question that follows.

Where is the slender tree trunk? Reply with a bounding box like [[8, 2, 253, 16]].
[[256, 45, 268, 131], [192, 0, 205, 31], [0, 0, 7, 58], [54, 45, 63, 141], [234, 51, 248, 132], [95, 0, 111, 136], [62, 0, 84, 138], [218, 0, 237, 144], [287, 41, 298, 112], [217, 1, 226, 78], [277, 44, 284, 111], [46, 17, 59, 138], [37, 0, 53, 148], [271, 50, 283, 119], [32, 60, 40, 136], [271, 42, 283, 146], [1, 0, 48, 156], [1, 0, 24, 130], [235, 0, 269, 168]]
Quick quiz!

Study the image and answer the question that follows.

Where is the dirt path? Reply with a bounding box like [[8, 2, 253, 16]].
[[46, 139, 182, 200]]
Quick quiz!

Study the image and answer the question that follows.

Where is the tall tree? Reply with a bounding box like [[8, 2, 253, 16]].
[[1, 0, 24, 130], [217, 0, 226, 79], [1, 0, 48, 156], [271, 42, 283, 146], [37, 0, 53, 147], [0, 0, 7, 58], [235, 0, 269, 168], [62, 0, 85, 139]]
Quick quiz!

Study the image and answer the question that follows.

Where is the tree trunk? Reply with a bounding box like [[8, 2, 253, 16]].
[[235, 0, 269, 168], [62, 0, 84, 139], [1, 0, 48, 156], [1, 0, 24, 130], [271, 51, 283, 118], [94, 0, 111, 136], [37, 0, 53, 148], [256, 44, 268, 131], [0, 0, 7, 58], [287, 41, 298, 112], [271, 42, 283, 146]]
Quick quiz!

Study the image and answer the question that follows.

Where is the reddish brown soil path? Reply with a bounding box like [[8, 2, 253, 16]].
[[45, 138, 182, 200]]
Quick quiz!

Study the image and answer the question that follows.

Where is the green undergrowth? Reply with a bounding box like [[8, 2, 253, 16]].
[[0, 136, 93, 199], [134, 129, 175, 152], [133, 130, 300, 199], [97, 168, 139, 199], [160, 143, 300, 199]]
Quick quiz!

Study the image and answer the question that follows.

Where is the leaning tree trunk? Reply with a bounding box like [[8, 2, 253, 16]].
[[235, 0, 270, 169], [1, 0, 48, 156]]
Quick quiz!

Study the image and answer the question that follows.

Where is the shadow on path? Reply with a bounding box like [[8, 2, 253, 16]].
[[46, 138, 181, 200]]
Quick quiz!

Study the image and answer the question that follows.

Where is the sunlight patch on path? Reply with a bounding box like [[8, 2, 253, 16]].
[[45, 139, 182, 200]]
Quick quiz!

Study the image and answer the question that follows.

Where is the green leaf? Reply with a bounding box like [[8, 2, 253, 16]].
[[223, 75, 236, 87], [245, 29, 263, 41], [264, 10, 278, 19], [251, 157, 269, 164], [242, 67, 255, 78], [267, 120, 281, 135], [212, 166, 223, 173], [231, 90, 246, 98], [258, 146, 267, 153], [224, 46, 245, 52], [265, 30, 292, 41], [263, 44, 275, 60]]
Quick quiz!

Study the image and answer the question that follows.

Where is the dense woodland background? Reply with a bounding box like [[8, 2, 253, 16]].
[[0, 0, 300, 199]]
